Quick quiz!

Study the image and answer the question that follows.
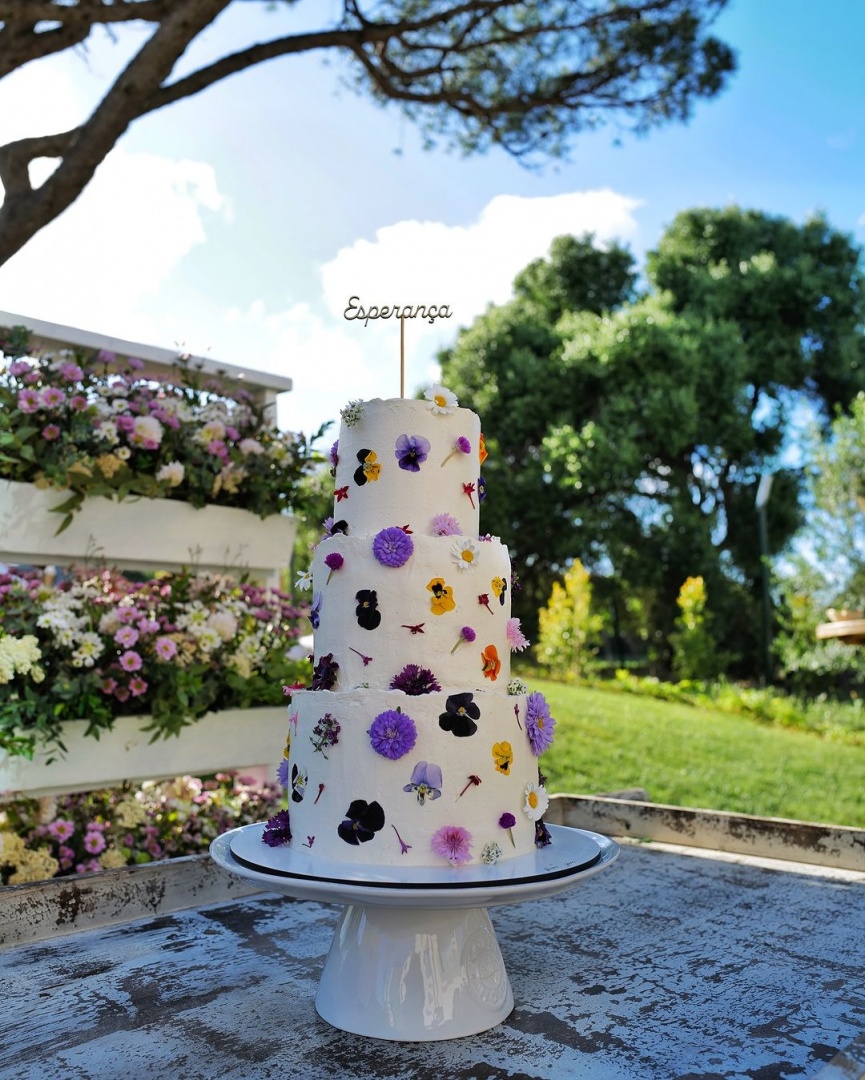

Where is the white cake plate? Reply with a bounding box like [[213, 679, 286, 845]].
[[210, 824, 619, 1042]]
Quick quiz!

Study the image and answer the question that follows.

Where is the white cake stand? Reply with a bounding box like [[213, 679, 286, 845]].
[[210, 823, 619, 1042]]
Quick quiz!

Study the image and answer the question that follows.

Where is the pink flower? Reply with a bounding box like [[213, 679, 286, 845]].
[[84, 831, 106, 855], [127, 356, 145, 370], [506, 617, 530, 652], [59, 846, 75, 870], [116, 414, 135, 433], [119, 650, 143, 672], [154, 636, 177, 660], [431, 825, 473, 866], [8, 359, 32, 377], [129, 676, 148, 697], [41, 386, 65, 408], [101, 677, 117, 694], [17, 388, 40, 413], [47, 819, 75, 841], [58, 361, 84, 381], [137, 618, 160, 635], [208, 439, 228, 458], [114, 685, 130, 702], [115, 625, 139, 647], [431, 513, 462, 537], [41, 424, 60, 441], [69, 394, 88, 412]]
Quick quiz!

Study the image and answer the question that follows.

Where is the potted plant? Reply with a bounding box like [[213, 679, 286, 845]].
[[0, 325, 323, 576], [0, 566, 309, 796]]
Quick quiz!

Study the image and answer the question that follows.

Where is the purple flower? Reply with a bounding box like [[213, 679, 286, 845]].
[[355, 589, 381, 630], [338, 799, 385, 845], [368, 709, 417, 760], [395, 433, 431, 472], [535, 820, 553, 848], [311, 652, 338, 690], [431, 825, 472, 865], [276, 758, 290, 789], [262, 809, 292, 847], [58, 361, 84, 381], [41, 386, 65, 408], [403, 760, 443, 804], [310, 712, 341, 756], [451, 625, 476, 653], [84, 831, 106, 855], [440, 436, 472, 466], [8, 360, 32, 377], [324, 552, 344, 583], [430, 512, 462, 536], [372, 527, 414, 568], [309, 590, 323, 629], [525, 692, 556, 756], [329, 440, 339, 469], [499, 812, 517, 829], [389, 664, 441, 695]]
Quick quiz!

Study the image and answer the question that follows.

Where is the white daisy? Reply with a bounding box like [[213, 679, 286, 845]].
[[523, 782, 550, 822], [424, 384, 458, 414], [451, 536, 480, 572]]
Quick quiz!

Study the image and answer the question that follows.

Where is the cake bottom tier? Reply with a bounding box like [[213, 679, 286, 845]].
[[285, 689, 546, 868]]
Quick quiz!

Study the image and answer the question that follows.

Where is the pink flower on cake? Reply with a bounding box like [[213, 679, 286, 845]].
[[431, 824, 472, 865], [424, 384, 458, 415], [431, 512, 462, 537], [506, 617, 530, 652]]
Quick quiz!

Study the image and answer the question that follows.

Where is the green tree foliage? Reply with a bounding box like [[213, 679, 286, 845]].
[[0, 0, 735, 265], [536, 559, 601, 679], [441, 209, 865, 675]]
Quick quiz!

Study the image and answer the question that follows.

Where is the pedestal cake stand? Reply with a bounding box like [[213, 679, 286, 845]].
[[210, 823, 619, 1042]]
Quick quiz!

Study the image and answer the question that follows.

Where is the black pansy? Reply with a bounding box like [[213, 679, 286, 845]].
[[438, 692, 480, 738], [355, 589, 382, 631], [311, 652, 339, 690], [337, 799, 386, 845]]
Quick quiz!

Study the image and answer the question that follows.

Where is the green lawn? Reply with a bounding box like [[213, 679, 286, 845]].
[[535, 679, 865, 829]]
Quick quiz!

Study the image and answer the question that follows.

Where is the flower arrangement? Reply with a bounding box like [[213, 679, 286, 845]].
[[0, 566, 308, 759], [0, 771, 283, 884], [0, 325, 322, 531]]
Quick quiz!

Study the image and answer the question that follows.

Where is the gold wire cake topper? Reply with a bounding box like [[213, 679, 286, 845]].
[[343, 296, 453, 397]]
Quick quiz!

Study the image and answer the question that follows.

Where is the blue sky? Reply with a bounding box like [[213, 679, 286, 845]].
[[0, 0, 863, 438]]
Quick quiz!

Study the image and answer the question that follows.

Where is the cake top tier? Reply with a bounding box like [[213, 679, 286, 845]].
[[331, 396, 483, 538]]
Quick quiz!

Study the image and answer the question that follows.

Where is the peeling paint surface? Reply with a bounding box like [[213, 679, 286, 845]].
[[1, 844, 863, 1079]]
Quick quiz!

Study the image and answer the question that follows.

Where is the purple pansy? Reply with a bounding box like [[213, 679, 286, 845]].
[[395, 433, 431, 472], [403, 761, 443, 804], [368, 708, 417, 760], [311, 653, 338, 690]]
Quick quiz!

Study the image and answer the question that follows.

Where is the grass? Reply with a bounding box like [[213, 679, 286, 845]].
[[535, 678, 865, 829]]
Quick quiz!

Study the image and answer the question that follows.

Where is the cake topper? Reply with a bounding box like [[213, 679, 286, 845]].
[[343, 296, 453, 398]]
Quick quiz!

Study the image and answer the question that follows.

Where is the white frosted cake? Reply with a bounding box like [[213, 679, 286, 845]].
[[269, 387, 555, 868]]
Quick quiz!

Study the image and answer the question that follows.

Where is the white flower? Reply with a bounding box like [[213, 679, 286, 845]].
[[94, 419, 119, 445], [116, 446, 131, 461], [208, 611, 238, 641], [238, 438, 264, 456], [130, 415, 164, 447], [523, 782, 549, 822], [451, 536, 480, 572], [156, 461, 185, 487], [196, 419, 226, 445], [424, 384, 458, 414], [194, 627, 222, 653], [295, 569, 312, 591]]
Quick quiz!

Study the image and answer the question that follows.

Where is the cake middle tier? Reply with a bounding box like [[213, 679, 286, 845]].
[[310, 533, 515, 692]]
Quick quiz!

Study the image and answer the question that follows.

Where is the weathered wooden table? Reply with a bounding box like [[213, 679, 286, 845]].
[[2, 800, 864, 1080]]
